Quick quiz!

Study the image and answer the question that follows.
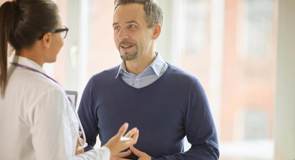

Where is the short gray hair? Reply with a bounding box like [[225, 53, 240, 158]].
[[114, 0, 163, 28]]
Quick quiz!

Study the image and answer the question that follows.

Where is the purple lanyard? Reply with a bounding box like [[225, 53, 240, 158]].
[[10, 62, 73, 103], [11, 62, 59, 85]]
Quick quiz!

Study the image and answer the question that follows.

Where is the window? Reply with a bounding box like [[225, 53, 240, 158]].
[[239, 0, 274, 57], [183, 0, 209, 55]]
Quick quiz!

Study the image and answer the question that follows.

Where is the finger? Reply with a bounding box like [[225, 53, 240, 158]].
[[117, 122, 129, 137], [116, 150, 132, 158], [125, 127, 138, 137], [124, 128, 139, 144], [130, 129, 139, 144], [130, 146, 144, 157]]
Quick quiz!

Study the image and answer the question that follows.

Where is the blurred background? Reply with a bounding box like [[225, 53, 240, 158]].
[[2, 0, 294, 160]]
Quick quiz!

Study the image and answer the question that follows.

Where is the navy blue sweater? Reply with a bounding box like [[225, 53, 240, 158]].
[[78, 65, 219, 160]]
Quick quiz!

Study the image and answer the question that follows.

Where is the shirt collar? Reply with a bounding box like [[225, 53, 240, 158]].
[[115, 53, 166, 78], [12, 56, 44, 72], [150, 54, 166, 76]]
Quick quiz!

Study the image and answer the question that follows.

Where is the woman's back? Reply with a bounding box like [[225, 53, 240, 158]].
[[0, 56, 78, 160]]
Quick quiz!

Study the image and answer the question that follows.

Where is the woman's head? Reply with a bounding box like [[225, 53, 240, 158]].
[[0, 0, 64, 95]]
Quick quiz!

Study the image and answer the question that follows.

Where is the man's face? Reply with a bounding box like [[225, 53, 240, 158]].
[[113, 3, 154, 61]]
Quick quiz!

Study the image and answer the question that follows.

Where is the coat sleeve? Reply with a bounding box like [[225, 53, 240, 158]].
[[31, 87, 109, 160]]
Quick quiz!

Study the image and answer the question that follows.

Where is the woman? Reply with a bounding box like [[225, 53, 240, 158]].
[[0, 0, 138, 160]]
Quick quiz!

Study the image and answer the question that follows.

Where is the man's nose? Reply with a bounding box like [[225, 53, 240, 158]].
[[117, 28, 129, 41]]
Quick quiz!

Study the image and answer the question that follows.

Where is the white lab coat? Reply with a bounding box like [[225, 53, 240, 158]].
[[0, 56, 110, 160]]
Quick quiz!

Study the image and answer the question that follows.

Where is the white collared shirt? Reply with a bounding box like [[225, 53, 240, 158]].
[[116, 53, 168, 88], [0, 56, 110, 160]]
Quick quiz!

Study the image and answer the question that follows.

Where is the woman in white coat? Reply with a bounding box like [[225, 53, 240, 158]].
[[0, 0, 139, 160]]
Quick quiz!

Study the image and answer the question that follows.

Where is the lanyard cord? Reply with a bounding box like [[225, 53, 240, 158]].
[[11, 62, 88, 148], [11, 62, 59, 84]]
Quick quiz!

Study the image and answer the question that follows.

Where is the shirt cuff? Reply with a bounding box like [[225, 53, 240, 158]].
[[94, 146, 111, 160]]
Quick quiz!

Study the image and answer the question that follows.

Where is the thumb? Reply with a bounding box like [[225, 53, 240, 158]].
[[117, 122, 129, 137]]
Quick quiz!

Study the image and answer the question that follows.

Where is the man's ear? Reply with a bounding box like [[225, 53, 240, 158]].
[[40, 32, 52, 49], [152, 24, 161, 39]]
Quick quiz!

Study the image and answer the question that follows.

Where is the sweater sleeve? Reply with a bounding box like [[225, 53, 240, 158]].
[[153, 78, 219, 160], [78, 77, 100, 147]]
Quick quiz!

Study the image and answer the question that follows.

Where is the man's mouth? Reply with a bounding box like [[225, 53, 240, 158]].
[[120, 45, 133, 49], [119, 42, 135, 49]]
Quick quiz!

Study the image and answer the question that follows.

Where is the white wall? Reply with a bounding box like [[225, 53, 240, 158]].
[[275, 0, 295, 159]]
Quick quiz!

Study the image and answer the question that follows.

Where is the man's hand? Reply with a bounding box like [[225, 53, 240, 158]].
[[110, 150, 132, 160], [104, 123, 139, 156], [130, 146, 151, 160]]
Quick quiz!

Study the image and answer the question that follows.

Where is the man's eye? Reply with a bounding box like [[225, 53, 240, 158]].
[[127, 24, 137, 30], [113, 26, 120, 31]]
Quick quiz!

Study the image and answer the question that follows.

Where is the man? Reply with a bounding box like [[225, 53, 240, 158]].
[[78, 0, 219, 159]]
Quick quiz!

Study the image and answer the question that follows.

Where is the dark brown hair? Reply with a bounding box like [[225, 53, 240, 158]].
[[114, 0, 163, 28], [0, 0, 59, 96]]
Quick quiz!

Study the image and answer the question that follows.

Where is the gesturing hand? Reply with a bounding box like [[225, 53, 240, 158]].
[[104, 123, 139, 156]]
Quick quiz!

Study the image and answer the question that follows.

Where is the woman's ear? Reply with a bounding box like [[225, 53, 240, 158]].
[[40, 33, 52, 49]]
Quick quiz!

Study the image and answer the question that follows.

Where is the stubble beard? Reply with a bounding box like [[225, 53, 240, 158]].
[[120, 50, 138, 61]]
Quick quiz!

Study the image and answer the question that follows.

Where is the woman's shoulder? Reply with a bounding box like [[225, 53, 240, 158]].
[[12, 68, 64, 96]]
